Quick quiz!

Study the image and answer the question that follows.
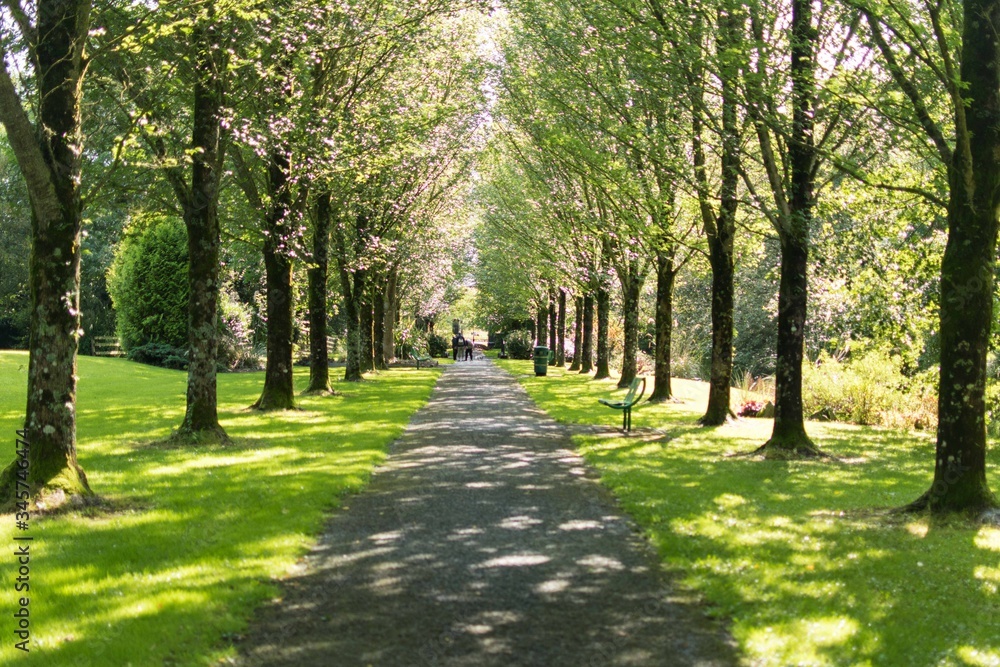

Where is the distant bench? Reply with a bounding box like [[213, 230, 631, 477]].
[[410, 352, 437, 369], [598, 376, 646, 432], [92, 336, 123, 358]]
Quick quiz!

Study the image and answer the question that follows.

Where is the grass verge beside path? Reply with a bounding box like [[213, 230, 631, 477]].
[[497, 359, 1000, 667], [0, 351, 440, 666]]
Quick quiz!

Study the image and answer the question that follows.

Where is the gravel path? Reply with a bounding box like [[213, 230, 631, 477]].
[[237, 359, 737, 666]]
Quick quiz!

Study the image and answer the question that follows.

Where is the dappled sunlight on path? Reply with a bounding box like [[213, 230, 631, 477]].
[[237, 358, 735, 666]]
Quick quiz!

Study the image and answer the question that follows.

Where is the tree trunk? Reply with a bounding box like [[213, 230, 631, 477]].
[[618, 274, 642, 388], [340, 266, 367, 382], [569, 295, 582, 371], [0, 0, 92, 503], [176, 17, 229, 441], [594, 287, 611, 380], [916, 0, 1000, 512], [382, 267, 398, 365], [581, 293, 594, 373], [766, 232, 813, 456], [306, 192, 332, 394], [556, 288, 566, 366], [548, 287, 557, 364], [252, 150, 296, 410], [649, 249, 675, 402], [697, 2, 741, 426], [360, 290, 375, 372], [701, 229, 735, 424], [760, 0, 817, 456], [374, 281, 386, 370], [537, 304, 547, 346]]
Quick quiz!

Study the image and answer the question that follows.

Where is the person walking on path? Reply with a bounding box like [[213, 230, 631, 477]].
[[237, 360, 736, 667]]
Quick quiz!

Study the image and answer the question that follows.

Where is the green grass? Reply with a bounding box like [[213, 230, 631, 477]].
[[497, 359, 1000, 667], [0, 351, 440, 666]]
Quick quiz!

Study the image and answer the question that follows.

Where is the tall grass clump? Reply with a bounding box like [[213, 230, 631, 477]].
[[802, 348, 936, 429]]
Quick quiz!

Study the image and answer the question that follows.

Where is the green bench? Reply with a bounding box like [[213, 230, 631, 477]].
[[599, 376, 646, 432], [410, 351, 436, 369]]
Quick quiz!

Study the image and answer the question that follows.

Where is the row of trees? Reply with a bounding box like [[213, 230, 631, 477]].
[[475, 0, 997, 514], [2, 0, 996, 517], [0, 0, 487, 504]]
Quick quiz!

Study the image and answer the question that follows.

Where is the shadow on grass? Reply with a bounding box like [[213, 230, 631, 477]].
[[0, 354, 443, 666], [497, 359, 1000, 666]]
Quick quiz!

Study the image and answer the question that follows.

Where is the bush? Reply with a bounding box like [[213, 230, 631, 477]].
[[986, 381, 1000, 437], [427, 333, 449, 358], [217, 286, 259, 371], [802, 348, 936, 429], [127, 342, 188, 370], [107, 217, 189, 351], [504, 329, 534, 360]]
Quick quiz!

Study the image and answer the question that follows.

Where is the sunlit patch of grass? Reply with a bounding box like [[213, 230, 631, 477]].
[[0, 352, 440, 665], [497, 359, 1000, 667]]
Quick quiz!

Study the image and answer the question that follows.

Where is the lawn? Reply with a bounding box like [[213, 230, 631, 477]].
[[497, 359, 1000, 667], [0, 351, 440, 666]]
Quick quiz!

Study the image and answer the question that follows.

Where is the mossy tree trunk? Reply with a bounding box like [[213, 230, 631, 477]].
[[360, 287, 375, 372], [568, 295, 582, 371], [649, 248, 676, 402], [334, 207, 372, 382], [594, 286, 611, 380], [339, 261, 367, 382], [252, 148, 296, 410], [176, 12, 229, 441], [306, 192, 332, 394], [580, 293, 594, 373], [345, 278, 366, 381], [0, 0, 93, 502], [915, 0, 1000, 513], [358, 284, 376, 373], [374, 281, 387, 370]]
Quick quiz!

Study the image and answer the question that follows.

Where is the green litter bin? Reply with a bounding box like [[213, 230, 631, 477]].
[[534, 346, 553, 376]]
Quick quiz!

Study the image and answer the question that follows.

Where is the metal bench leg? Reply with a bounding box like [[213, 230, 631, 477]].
[[623, 408, 629, 432]]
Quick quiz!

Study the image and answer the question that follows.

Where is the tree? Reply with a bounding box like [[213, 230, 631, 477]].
[[0, 0, 93, 502], [739, 0, 846, 456], [841, 0, 998, 512]]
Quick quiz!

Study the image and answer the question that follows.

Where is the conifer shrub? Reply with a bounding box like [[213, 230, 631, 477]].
[[107, 217, 189, 352]]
